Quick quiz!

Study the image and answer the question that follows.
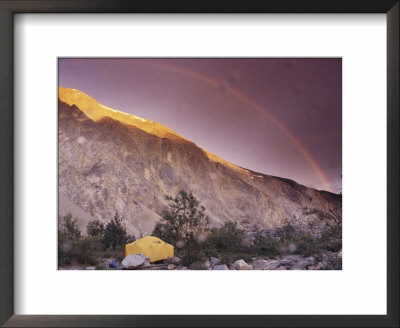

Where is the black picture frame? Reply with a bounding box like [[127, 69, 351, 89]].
[[0, 1, 398, 327]]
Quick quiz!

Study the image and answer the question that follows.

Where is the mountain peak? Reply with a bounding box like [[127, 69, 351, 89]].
[[58, 87, 183, 140]]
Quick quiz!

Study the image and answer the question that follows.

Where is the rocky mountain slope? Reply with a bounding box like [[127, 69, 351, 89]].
[[58, 87, 341, 236]]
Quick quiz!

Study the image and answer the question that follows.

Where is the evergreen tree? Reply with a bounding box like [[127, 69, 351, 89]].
[[153, 190, 210, 262], [102, 213, 127, 249]]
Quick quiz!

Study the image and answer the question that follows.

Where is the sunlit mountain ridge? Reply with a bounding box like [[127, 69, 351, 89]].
[[59, 87, 186, 140], [59, 87, 242, 172]]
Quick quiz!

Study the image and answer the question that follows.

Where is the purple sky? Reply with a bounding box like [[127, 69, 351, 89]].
[[58, 58, 342, 193]]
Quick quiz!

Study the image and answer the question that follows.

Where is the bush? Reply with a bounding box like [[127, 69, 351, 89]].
[[102, 213, 128, 250], [218, 253, 234, 267], [251, 225, 280, 257], [72, 237, 101, 266], [208, 221, 246, 253], [292, 231, 320, 256], [87, 219, 105, 237], [59, 213, 81, 240], [58, 235, 102, 266], [58, 213, 132, 268], [320, 225, 342, 252]]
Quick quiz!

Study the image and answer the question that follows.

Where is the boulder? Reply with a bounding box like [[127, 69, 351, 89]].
[[289, 262, 307, 270], [233, 259, 248, 270], [239, 264, 253, 270], [121, 254, 150, 269], [204, 259, 211, 269], [277, 266, 287, 270], [167, 264, 176, 270], [253, 259, 280, 270], [289, 257, 315, 270], [210, 257, 220, 266], [172, 256, 182, 265], [213, 264, 229, 270], [253, 260, 268, 270]]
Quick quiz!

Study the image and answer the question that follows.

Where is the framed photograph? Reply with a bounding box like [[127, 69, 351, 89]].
[[0, 1, 398, 327]]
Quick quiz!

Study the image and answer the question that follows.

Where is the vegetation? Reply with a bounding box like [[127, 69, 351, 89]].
[[251, 225, 280, 257], [87, 219, 105, 237], [58, 213, 134, 267], [102, 213, 128, 250], [58, 190, 342, 270], [58, 213, 81, 240], [152, 190, 210, 264], [152, 190, 342, 268], [208, 221, 246, 253]]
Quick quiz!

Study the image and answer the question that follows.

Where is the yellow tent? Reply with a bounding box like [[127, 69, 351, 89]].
[[125, 236, 174, 262]]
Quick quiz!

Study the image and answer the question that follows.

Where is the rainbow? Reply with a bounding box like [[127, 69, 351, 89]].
[[132, 60, 333, 192]]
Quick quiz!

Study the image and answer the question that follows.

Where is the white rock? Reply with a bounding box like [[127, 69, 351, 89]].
[[233, 259, 248, 270], [172, 256, 182, 265], [213, 264, 229, 270], [122, 254, 150, 269], [210, 257, 220, 266]]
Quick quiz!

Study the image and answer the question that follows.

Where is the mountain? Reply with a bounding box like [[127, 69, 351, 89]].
[[58, 87, 341, 236]]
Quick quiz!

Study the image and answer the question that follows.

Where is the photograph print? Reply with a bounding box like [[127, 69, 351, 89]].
[[58, 58, 342, 270]]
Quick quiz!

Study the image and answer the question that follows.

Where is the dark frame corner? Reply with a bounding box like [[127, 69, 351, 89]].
[[0, 1, 398, 327]]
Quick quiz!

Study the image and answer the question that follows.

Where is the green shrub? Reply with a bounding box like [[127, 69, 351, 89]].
[[59, 213, 81, 240], [102, 213, 128, 250], [208, 221, 246, 253], [58, 213, 132, 268], [320, 225, 342, 252], [251, 225, 280, 256], [292, 231, 320, 256], [87, 219, 105, 237], [218, 253, 234, 267], [58, 235, 101, 266]]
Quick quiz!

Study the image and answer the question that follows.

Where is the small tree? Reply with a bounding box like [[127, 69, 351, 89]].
[[102, 213, 128, 250], [153, 190, 210, 263], [59, 213, 81, 240], [87, 219, 105, 237]]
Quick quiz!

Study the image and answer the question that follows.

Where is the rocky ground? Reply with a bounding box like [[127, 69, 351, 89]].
[[59, 250, 342, 271]]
